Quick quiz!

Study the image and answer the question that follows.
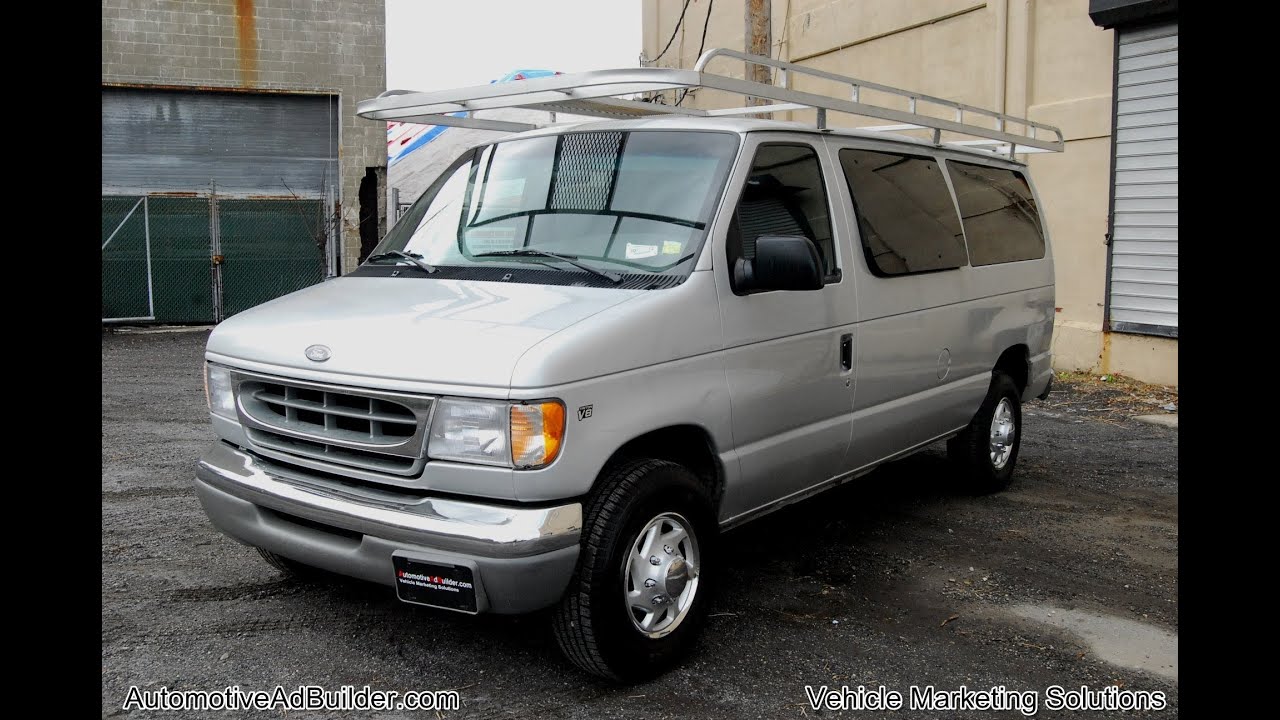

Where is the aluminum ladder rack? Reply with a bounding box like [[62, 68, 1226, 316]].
[[357, 48, 1063, 158]]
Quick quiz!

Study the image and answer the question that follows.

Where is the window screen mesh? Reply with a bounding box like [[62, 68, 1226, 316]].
[[549, 131, 624, 211]]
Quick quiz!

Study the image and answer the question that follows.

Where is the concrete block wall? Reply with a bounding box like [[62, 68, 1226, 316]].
[[102, 0, 387, 274]]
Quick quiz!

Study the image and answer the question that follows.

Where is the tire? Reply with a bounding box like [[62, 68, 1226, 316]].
[[256, 548, 328, 581], [948, 371, 1023, 494], [553, 458, 718, 682]]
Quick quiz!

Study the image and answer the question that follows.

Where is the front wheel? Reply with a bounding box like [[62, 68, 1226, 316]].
[[948, 371, 1023, 493], [553, 459, 718, 682]]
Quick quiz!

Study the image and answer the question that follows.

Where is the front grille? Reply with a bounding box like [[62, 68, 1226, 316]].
[[233, 373, 434, 478], [244, 383, 417, 443], [244, 428, 421, 474]]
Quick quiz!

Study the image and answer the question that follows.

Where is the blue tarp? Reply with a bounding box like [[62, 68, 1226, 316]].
[[387, 69, 561, 166]]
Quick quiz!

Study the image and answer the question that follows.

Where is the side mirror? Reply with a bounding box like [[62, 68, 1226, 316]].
[[733, 235, 825, 293]]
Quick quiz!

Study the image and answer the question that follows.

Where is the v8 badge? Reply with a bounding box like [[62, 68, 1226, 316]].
[[577, 405, 593, 421]]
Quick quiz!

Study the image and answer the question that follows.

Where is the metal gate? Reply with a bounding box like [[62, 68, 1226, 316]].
[[102, 86, 339, 324], [101, 196, 156, 322], [101, 189, 331, 323]]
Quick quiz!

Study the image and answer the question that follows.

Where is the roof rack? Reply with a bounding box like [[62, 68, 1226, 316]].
[[357, 48, 1063, 158]]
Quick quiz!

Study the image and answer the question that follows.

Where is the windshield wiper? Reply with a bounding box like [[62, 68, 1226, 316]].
[[366, 250, 437, 274], [473, 249, 622, 284]]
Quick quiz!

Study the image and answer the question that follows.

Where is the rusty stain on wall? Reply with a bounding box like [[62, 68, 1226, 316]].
[[233, 0, 258, 87]]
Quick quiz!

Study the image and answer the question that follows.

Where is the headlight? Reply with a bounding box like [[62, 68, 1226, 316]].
[[204, 363, 236, 420], [428, 399, 510, 466], [427, 398, 565, 469]]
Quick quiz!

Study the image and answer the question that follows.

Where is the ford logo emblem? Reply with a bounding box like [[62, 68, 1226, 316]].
[[305, 345, 332, 363]]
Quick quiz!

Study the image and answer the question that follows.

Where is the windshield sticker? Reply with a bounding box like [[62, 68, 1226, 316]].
[[626, 243, 659, 260], [662, 240, 682, 255], [464, 227, 519, 254]]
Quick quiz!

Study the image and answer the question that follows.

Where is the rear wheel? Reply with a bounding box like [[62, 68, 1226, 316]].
[[553, 458, 717, 682], [948, 371, 1023, 493]]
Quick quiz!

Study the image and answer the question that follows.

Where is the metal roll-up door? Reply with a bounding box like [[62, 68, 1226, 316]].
[[102, 88, 338, 197], [1107, 21, 1178, 337], [101, 87, 338, 323]]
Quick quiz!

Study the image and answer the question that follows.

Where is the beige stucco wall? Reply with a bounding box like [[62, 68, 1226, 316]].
[[642, 0, 1177, 387]]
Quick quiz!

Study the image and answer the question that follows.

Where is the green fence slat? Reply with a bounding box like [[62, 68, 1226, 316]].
[[219, 199, 326, 318], [101, 196, 152, 319], [103, 195, 327, 324], [147, 197, 216, 323]]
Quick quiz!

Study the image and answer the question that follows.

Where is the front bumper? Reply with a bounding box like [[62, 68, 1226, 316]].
[[195, 441, 582, 614]]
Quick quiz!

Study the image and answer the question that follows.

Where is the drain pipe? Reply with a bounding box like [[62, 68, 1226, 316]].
[[994, 0, 1008, 114]]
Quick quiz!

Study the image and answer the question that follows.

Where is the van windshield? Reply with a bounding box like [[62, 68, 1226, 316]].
[[371, 130, 739, 286]]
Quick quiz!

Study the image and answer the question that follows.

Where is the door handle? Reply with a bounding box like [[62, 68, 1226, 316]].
[[839, 333, 853, 371]]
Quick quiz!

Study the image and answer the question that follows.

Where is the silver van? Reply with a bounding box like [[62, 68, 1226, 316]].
[[195, 51, 1062, 681]]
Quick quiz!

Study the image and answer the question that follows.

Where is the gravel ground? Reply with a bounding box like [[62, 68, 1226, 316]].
[[1039, 371, 1178, 423], [102, 329, 1178, 718]]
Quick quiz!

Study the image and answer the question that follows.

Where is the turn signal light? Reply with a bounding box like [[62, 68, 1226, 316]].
[[510, 401, 566, 469]]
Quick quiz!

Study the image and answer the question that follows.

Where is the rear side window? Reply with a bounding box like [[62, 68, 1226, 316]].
[[729, 144, 837, 280], [947, 161, 1045, 266], [838, 149, 967, 276]]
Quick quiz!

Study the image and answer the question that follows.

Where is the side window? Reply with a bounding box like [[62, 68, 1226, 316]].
[[838, 148, 967, 276], [947, 161, 1045, 266], [729, 144, 837, 282]]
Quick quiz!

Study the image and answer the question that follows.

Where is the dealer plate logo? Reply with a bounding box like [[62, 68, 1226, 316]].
[[305, 344, 332, 363]]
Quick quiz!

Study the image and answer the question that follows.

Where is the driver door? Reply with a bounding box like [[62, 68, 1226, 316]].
[[712, 136, 857, 522]]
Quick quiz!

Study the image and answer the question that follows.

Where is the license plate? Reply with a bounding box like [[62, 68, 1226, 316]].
[[392, 556, 478, 613]]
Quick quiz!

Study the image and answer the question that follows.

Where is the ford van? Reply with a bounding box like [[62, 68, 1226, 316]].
[[195, 52, 1061, 681]]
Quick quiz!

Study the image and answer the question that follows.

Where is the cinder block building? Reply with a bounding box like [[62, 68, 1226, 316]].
[[642, 0, 1178, 386], [101, 0, 387, 323]]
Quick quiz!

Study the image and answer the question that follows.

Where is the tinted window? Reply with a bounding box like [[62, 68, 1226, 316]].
[[729, 144, 836, 280], [948, 161, 1045, 266], [839, 149, 967, 276]]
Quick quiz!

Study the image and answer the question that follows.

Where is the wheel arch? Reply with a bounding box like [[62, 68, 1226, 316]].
[[994, 344, 1031, 396], [598, 424, 726, 512]]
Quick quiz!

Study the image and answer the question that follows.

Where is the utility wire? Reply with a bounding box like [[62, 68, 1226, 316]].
[[651, 0, 693, 64], [676, 0, 715, 106]]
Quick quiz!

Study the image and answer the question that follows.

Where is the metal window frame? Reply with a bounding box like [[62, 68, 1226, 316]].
[[357, 49, 1064, 159], [1102, 28, 1121, 334]]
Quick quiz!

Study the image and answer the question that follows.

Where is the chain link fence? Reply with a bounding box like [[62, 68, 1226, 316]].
[[219, 199, 326, 318], [102, 193, 330, 324], [102, 196, 155, 321]]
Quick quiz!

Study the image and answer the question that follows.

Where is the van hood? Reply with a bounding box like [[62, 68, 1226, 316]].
[[206, 277, 642, 389]]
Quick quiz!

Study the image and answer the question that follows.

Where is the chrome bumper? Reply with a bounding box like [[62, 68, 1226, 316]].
[[195, 442, 583, 614], [195, 441, 582, 558]]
